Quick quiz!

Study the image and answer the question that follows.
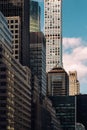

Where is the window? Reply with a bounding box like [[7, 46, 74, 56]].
[[15, 50, 18, 54], [11, 30, 13, 33], [15, 45, 18, 48], [15, 30, 18, 33], [15, 25, 18, 28], [15, 20, 18, 23], [11, 25, 13, 28], [1, 82, 6, 86], [11, 20, 13, 23], [15, 40, 18, 43], [0, 67, 6, 71], [15, 35, 18, 38], [0, 74, 6, 79], [15, 56, 18, 59]]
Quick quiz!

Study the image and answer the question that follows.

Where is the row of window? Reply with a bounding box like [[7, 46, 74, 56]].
[[45, 26, 61, 29], [47, 61, 59, 64], [8, 20, 19, 24], [11, 30, 19, 33], [8, 25, 19, 28]]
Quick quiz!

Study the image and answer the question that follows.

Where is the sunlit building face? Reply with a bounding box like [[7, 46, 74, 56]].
[[45, 0, 62, 72]]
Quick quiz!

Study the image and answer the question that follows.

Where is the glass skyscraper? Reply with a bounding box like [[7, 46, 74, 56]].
[[30, 32, 46, 96], [49, 96, 76, 130], [30, 1, 41, 32], [45, 0, 62, 72]]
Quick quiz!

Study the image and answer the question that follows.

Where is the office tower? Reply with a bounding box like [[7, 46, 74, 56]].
[[30, 1, 41, 32], [49, 96, 76, 130], [0, 0, 30, 67], [0, 12, 31, 130], [30, 32, 46, 96], [7, 16, 21, 61], [76, 95, 87, 130], [45, 0, 62, 72], [69, 71, 80, 95], [47, 66, 69, 96]]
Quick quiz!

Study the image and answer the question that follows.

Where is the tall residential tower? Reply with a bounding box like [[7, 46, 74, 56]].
[[45, 0, 62, 72]]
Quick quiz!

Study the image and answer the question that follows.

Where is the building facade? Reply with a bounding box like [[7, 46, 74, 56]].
[[69, 71, 80, 95], [7, 16, 21, 61], [43, 97, 62, 130], [76, 95, 87, 130], [30, 1, 41, 32], [45, 0, 62, 72], [0, 12, 31, 130], [0, 0, 30, 67], [49, 96, 76, 130], [30, 32, 46, 96], [47, 66, 69, 96]]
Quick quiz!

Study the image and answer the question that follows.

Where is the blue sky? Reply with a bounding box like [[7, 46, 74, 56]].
[[63, 0, 87, 94], [63, 0, 87, 40], [34, 0, 87, 94]]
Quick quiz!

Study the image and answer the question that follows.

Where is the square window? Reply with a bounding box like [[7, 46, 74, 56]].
[[15, 30, 18, 33], [15, 25, 18, 28], [11, 20, 13, 23], [15, 50, 18, 54], [15, 20, 18, 23]]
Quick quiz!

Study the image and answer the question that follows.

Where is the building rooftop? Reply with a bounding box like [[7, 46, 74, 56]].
[[48, 65, 67, 74]]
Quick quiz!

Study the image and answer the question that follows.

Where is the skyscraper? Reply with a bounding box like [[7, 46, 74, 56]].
[[47, 66, 69, 96], [30, 32, 46, 96], [45, 0, 62, 72], [76, 95, 87, 130], [69, 71, 80, 95], [30, 1, 41, 32], [49, 96, 76, 130], [0, 0, 30, 67]]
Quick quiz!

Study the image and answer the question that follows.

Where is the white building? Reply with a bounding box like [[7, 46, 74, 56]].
[[44, 0, 62, 72]]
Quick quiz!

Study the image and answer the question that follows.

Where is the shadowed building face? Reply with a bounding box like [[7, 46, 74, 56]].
[[47, 66, 69, 96]]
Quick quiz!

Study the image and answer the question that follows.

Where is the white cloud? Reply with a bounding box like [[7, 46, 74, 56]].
[[63, 37, 82, 50], [63, 37, 87, 93]]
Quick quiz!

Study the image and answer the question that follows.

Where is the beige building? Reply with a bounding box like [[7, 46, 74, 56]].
[[7, 16, 21, 61], [69, 71, 80, 95], [45, 0, 63, 72]]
